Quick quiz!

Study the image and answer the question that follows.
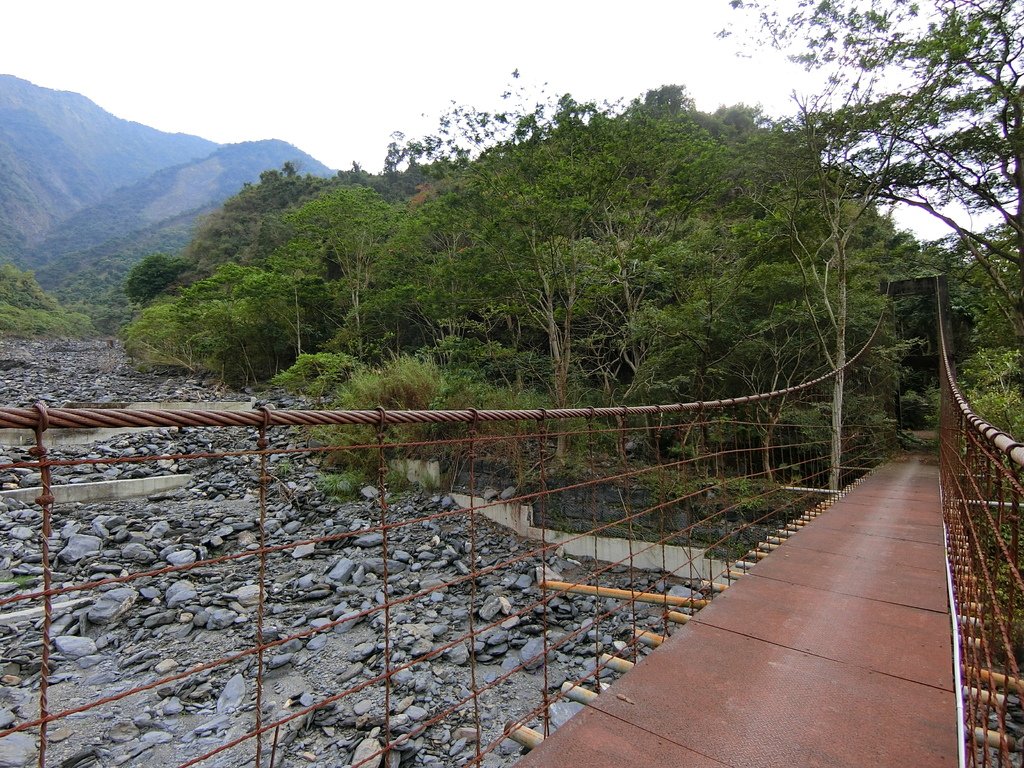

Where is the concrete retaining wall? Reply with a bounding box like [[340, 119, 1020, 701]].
[[0, 401, 255, 447], [451, 493, 727, 581], [0, 427, 152, 447], [0, 474, 192, 504], [64, 400, 256, 410]]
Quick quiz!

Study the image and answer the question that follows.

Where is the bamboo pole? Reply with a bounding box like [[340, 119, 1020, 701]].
[[599, 653, 634, 672], [541, 581, 709, 608], [560, 681, 599, 705], [635, 629, 664, 647], [506, 724, 544, 750], [966, 666, 1024, 694]]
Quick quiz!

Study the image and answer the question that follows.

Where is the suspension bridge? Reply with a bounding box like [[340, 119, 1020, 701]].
[[0, 277, 1017, 767]]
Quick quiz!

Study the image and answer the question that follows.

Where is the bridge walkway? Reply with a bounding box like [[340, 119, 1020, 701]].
[[516, 456, 959, 767]]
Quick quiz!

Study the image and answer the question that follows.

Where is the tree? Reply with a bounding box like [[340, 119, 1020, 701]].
[[123, 253, 187, 305], [731, 0, 1024, 360], [285, 186, 398, 357]]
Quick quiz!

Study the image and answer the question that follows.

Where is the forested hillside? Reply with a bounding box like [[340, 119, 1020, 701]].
[[0, 263, 92, 337], [0, 74, 216, 258], [0, 76, 334, 335], [118, 0, 1022, 436], [120, 88, 916, 424]]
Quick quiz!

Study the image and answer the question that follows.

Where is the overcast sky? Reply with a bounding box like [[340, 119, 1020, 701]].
[[0, 0, 944, 236]]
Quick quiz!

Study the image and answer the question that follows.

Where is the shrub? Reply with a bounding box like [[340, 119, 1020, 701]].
[[271, 352, 359, 402]]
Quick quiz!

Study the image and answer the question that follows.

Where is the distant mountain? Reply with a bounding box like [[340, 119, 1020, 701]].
[[0, 75, 334, 307], [28, 139, 333, 285], [0, 74, 217, 254]]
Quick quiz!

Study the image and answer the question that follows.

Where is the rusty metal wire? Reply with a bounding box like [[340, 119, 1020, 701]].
[[0, 332, 894, 767], [939, 287, 1024, 766]]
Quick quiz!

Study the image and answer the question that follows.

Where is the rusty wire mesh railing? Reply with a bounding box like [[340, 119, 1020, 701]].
[[940, 302, 1024, 766], [0, 347, 891, 767]]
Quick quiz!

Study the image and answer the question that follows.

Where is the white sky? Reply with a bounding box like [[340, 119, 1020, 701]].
[[0, 0, 947, 237]]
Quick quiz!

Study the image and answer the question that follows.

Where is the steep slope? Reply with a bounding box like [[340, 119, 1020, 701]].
[[29, 139, 333, 284], [0, 75, 217, 256]]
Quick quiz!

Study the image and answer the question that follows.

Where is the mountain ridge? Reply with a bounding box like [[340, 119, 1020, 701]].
[[0, 74, 218, 251], [0, 75, 335, 308]]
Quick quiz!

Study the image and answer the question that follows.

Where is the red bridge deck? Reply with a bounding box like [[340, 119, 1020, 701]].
[[516, 456, 959, 767]]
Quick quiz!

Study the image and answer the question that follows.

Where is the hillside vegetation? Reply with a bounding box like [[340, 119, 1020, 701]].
[[124, 88, 913, 417], [0, 76, 334, 332], [0, 74, 216, 257], [0, 264, 93, 337]]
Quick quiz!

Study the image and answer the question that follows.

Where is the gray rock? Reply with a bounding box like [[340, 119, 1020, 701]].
[[9, 527, 32, 541], [268, 653, 293, 669], [352, 737, 383, 768], [165, 580, 198, 609], [229, 584, 261, 607], [478, 594, 510, 622], [326, 558, 356, 583], [338, 662, 363, 683], [87, 587, 138, 624], [405, 705, 428, 722], [360, 486, 380, 501], [121, 543, 157, 563], [165, 549, 197, 567], [348, 642, 376, 662], [333, 610, 362, 634], [355, 532, 384, 548], [193, 714, 230, 735], [206, 608, 238, 630], [668, 585, 697, 599], [291, 543, 315, 558], [514, 573, 533, 590], [549, 700, 585, 729], [217, 673, 246, 714], [445, 644, 469, 665], [59, 534, 102, 563], [54, 635, 97, 659], [161, 697, 184, 717], [519, 637, 547, 670], [353, 699, 374, 716], [108, 720, 140, 743], [0, 731, 35, 767]]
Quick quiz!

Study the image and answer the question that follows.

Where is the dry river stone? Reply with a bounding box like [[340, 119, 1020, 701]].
[[352, 738, 383, 768], [87, 587, 137, 624], [0, 732, 35, 767], [217, 673, 246, 714], [59, 534, 101, 563], [54, 635, 97, 659], [165, 580, 197, 609]]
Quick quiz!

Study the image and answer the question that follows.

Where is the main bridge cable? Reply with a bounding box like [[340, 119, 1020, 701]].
[[937, 287, 1024, 471], [0, 309, 889, 432], [936, 274, 1024, 766]]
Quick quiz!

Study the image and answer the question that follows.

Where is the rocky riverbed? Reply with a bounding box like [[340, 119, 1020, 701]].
[[0, 340, 681, 768]]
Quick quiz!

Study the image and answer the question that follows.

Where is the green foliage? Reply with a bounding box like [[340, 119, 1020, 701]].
[[731, 0, 1024, 358], [335, 356, 444, 411], [123, 261, 334, 383], [317, 470, 364, 500], [0, 264, 94, 337], [180, 165, 335, 278], [119, 82, 914, 482], [124, 253, 188, 305], [962, 349, 1024, 437], [270, 352, 359, 401]]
